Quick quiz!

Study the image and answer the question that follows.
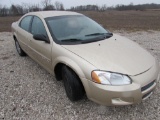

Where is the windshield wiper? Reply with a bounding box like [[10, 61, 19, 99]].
[[85, 33, 108, 36], [85, 33, 106, 36], [82, 33, 113, 44], [60, 38, 83, 42]]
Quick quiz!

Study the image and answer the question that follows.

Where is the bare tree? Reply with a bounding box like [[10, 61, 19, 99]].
[[10, 5, 18, 15], [21, 3, 30, 13], [54, 1, 61, 10], [99, 4, 107, 12], [22, 3, 40, 12], [43, 5, 55, 10], [70, 6, 75, 11], [0, 5, 8, 16], [42, 0, 51, 8], [16, 5, 23, 15], [54, 1, 64, 10], [31, 4, 41, 12], [41, 0, 55, 10], [10, 4, 23, 15], [0, 4, 2, 14], [69, 5, 98, 11], [60, 3, 64, 10]]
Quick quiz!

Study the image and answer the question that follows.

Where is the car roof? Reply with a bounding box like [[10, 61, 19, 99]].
[[27, 11, 82, 18]]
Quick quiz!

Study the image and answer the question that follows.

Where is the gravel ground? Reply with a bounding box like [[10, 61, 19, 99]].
[[0, 31, 160, 120]]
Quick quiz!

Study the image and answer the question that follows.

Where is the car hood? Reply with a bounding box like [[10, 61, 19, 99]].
[[61, 34, 154, 76]]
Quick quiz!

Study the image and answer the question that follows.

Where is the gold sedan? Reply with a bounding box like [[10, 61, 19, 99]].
[[12, 11, 160, 106]]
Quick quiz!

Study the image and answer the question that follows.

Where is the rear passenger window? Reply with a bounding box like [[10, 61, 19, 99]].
[[19, 16, 32, 32]]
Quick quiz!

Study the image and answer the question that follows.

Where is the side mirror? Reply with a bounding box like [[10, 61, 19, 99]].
[[33, 34, 50, 43]]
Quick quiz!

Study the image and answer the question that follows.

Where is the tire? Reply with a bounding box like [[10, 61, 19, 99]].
[[62, 66, 85, 101], [15, 40, 26, 56]]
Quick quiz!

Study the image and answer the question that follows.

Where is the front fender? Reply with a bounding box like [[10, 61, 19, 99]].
[[52, 56, 85, 78]]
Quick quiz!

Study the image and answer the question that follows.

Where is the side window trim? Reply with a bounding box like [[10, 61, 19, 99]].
[[29, 16, 34, 33]]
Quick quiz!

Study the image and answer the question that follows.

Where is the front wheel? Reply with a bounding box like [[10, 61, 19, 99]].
[[15, 40, 26, 56], [62, 66, 85, 101]]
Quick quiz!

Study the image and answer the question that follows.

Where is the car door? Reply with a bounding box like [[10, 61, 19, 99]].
[[17, 15, 33, 54], [28, 16, 52, 73]]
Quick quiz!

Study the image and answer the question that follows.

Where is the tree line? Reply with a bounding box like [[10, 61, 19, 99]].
[[70, 5, 107, 11], [0, 0, 64, 16], [112, 3, 160, 11], [1, 1, 160, 16], [70, 3, 160, 11]]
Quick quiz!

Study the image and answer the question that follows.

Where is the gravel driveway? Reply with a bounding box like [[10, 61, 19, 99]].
[[0, 31, 160, 120]]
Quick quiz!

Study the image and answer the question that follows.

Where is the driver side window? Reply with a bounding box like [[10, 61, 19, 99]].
[[31, 16, 47, 36]]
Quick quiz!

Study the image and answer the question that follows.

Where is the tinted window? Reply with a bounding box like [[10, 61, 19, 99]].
[[31, 16, 47, 36], [20, 16, 32, 31]]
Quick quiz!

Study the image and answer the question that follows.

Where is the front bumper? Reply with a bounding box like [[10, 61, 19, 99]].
[[86, 79, 157, 106], [83, 60, 159, 106]]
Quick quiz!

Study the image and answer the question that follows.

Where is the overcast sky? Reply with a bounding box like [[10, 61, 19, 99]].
[[1, 0, 160, 8]]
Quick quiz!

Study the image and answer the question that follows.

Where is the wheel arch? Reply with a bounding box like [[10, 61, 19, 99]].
[[54, 60, 87, 96], [13, 35, 16, 40], [13, 32, 18, 41], [53, 56, 85, 81]]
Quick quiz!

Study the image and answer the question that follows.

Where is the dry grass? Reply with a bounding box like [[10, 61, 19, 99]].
[[0, 10, 160, 32], [0, 16, 20, 32], [80, 10, 160, 31]]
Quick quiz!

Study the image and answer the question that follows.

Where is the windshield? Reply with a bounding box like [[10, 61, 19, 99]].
[[45, 15, 112, 44]]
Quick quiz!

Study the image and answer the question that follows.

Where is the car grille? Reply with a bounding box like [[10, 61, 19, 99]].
[[142, 91, 152, 99], [141, 80, 156, 100], [141, 80, 155, 92]]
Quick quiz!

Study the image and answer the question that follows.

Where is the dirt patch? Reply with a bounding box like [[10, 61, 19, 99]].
[[0, 39, 4, 41], [1, 56, 10, 60]]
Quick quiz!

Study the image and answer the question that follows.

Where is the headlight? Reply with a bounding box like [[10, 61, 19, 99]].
[[91, 71, 132, 85]]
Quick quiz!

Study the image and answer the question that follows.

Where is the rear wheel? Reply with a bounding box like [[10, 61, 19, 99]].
[[15, 40, 26, 56], [62, 66, 85, 101]]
